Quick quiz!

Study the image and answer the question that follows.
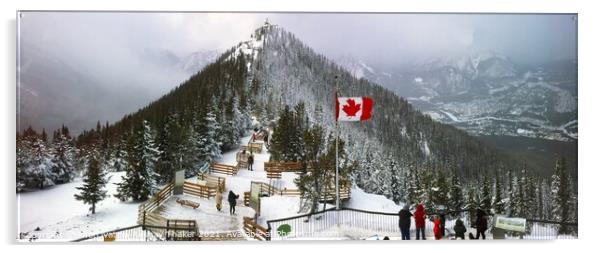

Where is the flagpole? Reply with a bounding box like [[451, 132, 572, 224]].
[[335, 75, 340, 210]]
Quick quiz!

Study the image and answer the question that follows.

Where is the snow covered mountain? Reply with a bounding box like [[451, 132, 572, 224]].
[[177, 49, 219, 75], [18, 45, 220, 135], [233, 24, 514, 179], [335, 52, 577, 142]]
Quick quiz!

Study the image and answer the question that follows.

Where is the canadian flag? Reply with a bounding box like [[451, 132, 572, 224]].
[[336, 96, 373, 121]]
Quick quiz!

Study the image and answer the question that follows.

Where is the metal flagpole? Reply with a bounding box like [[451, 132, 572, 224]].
[[335, 76, 340, 210]]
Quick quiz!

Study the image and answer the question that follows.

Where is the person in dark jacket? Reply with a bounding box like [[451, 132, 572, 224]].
[[228, 191, 239, 215], [248, 154, 254, 171], [413, 203, 426, 240], [475, 209, 487, 239], [454, 218, 467, 240], [439, 211, 446, 237], [398, 204, 413, 240]]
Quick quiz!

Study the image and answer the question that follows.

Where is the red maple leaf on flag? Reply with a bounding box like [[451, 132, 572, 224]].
[[342, 99, 361, 117]]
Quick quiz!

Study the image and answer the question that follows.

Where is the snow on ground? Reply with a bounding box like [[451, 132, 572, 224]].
[[156, 194, 254, 234], [18, 171, 140, 241], [345, 188, 404, 213], [205, 134, 292, 196]]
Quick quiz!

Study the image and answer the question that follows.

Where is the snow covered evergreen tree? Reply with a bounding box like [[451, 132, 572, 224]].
[[479, 176, 492, 213], [74, 151, 108, 214], [449, 170, 463, 212], [551, 157, 573, 234], [112, 137, 129, 172], [114, 120, 160, 201], [50, 125, 76, 184], [493, 173, 505, 215], [26, 129, 55, 189]]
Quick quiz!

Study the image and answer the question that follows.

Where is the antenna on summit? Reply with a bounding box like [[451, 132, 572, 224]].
[[264, 17, 270, 26]]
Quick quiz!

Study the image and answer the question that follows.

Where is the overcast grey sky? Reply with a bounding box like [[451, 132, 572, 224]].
[[18, 12, 577, 133], [21, 12, 576, 67]]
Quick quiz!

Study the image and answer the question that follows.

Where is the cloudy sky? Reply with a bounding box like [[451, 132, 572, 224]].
[[21, 12, 576, 66], [18, 12, 577, 133]]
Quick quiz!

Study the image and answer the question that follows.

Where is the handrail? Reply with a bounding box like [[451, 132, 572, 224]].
[[266, 207, 578, 231]]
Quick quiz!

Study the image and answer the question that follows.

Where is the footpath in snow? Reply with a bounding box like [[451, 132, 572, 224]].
[[17, 129, 457, 241]]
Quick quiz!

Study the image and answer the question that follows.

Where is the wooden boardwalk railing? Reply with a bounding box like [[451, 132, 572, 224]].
[[243, 217, 270, 241], [198, 173, 226, 192], [183, 181, 217, 199], [137, 183, 174, 225], [209, 162, 238, 176]]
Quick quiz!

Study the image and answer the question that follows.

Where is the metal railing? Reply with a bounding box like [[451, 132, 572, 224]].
[[266, 208, 578, 240]]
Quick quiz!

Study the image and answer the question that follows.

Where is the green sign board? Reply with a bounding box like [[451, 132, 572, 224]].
[[494, 216, 527, 233]]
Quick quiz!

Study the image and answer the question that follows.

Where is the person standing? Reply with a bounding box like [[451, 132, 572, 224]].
[[248, 153, 254, 171], [433, 215, 442, 240], [215, 191, 223, 211], [475, 209, 488, 239], [439, 211, 446, 237], [414, 203, 426, 240], [228, 190, 239, 215], [398, 204, 413, 240], [263, 132, 269, 144], [454, 218, 467, 240]]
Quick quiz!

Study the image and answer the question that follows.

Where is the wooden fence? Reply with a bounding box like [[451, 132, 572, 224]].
[[243, 217, 270, 241], [209, 162, 238, 176], [244, 191, 251, 206], [137, 183, 174, 225], [247, 141, 263, 153], [197, 173, 226, 192], [183, 181, 217, 199], [265, 161, 303, 179], [236, 151, 250, 170], [249, 181, 349, 201]]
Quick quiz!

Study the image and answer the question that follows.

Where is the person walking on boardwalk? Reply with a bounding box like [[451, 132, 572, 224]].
[[398, 204, 413, 240], [228, 190, 239, 215], [454, 218, 467, 240], [414, 203, 426, 240], [475, 209, 488, 239], [248, 153, 254, 171], [215, 191, 223, 211]]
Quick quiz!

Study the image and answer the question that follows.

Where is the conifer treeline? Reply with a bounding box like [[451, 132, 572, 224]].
[[17, 49, 252, 199]]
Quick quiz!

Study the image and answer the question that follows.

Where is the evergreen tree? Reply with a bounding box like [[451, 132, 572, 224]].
[[114, 121, 160, 201], [388, 158, 402, 204], [431, 169, 449, 210], [50, 125, 75, 184], [551, 157, 572, 234], [493, 173, 505, 215], [449, 170, 463, 211], [74, 152, 108, 214], [480, 176, 492, 214], [112, 136, 129, 172]]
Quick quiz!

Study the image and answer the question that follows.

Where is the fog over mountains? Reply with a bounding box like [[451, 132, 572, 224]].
[[18, 13, 577, 140]]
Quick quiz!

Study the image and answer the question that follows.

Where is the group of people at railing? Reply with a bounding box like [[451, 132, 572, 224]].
[[398, 204, 488, 240]]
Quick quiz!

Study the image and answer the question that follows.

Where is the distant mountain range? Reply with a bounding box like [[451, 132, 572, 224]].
[[18, 45, 218, 134], [334, 52, 578, 142]]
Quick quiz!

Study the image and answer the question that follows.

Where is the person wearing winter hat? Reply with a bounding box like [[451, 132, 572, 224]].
[[398, 204, 413, 240], [414, 203, 426, 240]]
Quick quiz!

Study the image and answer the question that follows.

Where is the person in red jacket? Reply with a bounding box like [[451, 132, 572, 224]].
[[433, 215, 442, 240], [414, 203, 426, 240]]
